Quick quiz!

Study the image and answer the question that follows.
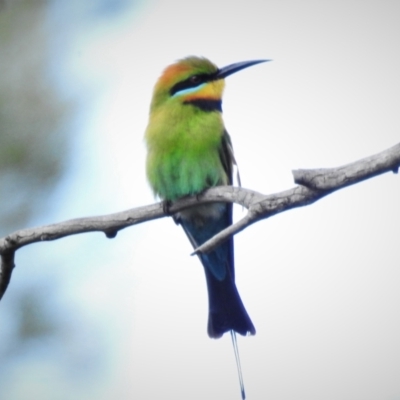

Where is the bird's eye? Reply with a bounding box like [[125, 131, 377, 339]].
[[170, 74, 207, 96], [190, 75, 201, 84]]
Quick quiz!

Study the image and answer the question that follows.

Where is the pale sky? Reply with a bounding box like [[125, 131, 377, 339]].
[[2, 1, 400, 399]]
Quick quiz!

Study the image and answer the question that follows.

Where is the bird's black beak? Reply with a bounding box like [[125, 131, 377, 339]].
[[215, 59, 271, 79]]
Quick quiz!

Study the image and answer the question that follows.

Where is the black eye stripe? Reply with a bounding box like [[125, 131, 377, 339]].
[[170, 73, 211, 96]]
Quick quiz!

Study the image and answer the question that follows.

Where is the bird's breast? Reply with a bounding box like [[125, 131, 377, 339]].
[[145, 106, 227, 200]]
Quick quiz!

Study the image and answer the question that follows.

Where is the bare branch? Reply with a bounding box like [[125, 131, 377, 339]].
[[195, 142, 400, 254], [292, 142, 400, 190], [0, 250, 14, 300], [0, 142, 399, 300]]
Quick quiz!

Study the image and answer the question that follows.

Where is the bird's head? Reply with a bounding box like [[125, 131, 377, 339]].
[[149, 56, 269, 111]]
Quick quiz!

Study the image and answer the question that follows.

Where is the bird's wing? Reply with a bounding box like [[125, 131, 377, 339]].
[[216, 129, 237, 279], [219, 129, 241, 187], [172, 129, 237, 281]]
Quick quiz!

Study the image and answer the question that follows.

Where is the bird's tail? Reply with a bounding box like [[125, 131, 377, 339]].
[[203, 263, 255, 339], [176, 203, 255, 339]]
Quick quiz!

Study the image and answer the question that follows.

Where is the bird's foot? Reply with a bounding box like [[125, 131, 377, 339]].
[[162, 199, 173, 215]]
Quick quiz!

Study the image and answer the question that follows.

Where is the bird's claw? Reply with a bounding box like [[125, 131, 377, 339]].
[[162, 200, 173, 215]]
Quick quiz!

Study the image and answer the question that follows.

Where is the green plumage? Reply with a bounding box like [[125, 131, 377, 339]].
[[144, 56, 260, 340], [144, 56, 267, 399], [146, 104, 227, 200], [145, 56, 227, 200]]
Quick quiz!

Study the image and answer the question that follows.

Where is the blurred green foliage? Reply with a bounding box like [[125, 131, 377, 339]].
[[0, 0, 72, 235]]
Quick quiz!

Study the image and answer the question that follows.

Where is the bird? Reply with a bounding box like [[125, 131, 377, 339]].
[[145, 56, 268, 398]]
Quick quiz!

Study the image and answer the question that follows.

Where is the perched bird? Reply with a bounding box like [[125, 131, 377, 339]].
[[145, 55, 267, 337], [145, 56, 268, 398]]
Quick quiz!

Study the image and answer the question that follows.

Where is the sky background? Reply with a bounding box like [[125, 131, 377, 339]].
[[1, 1, 400, 399]]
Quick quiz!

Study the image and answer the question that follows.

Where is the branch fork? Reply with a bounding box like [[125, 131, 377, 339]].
[[1, 142, 399, 300]]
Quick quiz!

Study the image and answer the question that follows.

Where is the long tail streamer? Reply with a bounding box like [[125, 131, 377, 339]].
[[230, 330, 246, 399]]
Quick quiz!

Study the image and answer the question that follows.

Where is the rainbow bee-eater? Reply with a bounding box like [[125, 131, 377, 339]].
[[145, 56, 268, 398]]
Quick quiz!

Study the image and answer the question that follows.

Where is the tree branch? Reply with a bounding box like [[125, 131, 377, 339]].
[[293, 142, 400, 190], [1, 142, 399, 300]]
